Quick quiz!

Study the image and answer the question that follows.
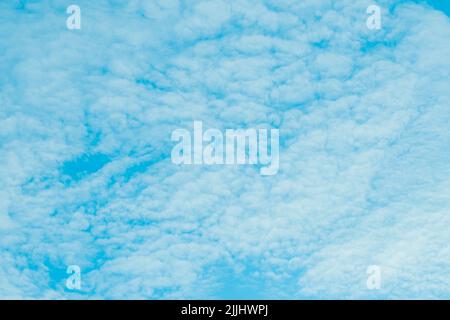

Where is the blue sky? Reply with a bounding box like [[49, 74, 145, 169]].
[[1, 0, 450, 299], [425, 0, 450, 16]]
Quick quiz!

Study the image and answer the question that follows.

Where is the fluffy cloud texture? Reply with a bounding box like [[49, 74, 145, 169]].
[[0, 0, 449, 299]]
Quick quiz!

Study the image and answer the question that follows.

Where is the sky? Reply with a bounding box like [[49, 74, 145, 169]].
[[424, 0, 450, 16], [0, 0, 450, 299]]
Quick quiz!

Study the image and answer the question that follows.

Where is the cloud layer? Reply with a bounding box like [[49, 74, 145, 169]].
[[1, 0, 450, 299]]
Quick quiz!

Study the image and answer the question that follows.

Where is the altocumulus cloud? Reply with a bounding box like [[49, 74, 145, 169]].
[[0, 0, 449, 299]]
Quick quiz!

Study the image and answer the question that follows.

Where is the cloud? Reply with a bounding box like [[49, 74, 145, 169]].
[[0, 0, 449, 299]]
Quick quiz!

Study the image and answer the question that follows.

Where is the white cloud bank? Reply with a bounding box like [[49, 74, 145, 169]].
[[0, 0, 449, 299]]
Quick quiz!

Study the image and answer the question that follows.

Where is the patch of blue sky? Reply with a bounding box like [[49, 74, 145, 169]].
[[423, 0, 450, 16], [61, 153, 111, 182]]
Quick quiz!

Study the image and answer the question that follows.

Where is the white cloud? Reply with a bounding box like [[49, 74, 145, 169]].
[[1, 0, 450, 299]]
